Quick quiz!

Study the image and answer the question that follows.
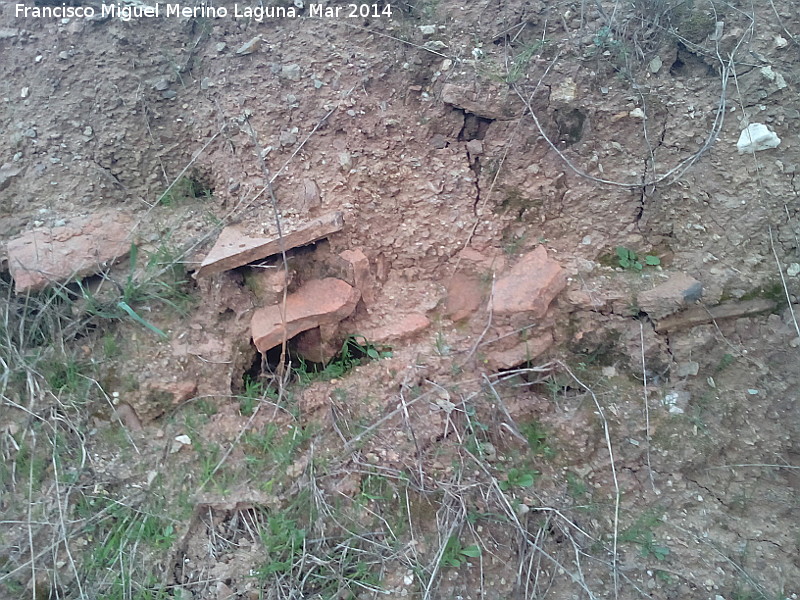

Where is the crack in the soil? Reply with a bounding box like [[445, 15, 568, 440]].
[[636, 110, 670, 226], [685, 476, 731, 509], [456, 112, 483, 217], [467, 148, 481, 217]]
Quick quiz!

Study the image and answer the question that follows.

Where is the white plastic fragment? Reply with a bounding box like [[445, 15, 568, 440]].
[[171, 434, 192, 454], [737, 123, 781, 154]]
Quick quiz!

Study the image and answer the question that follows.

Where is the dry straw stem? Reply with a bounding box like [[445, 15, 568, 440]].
[[769, 225, 800, 339], [639, 321, 657, 494], [665, 519, 773, 598], [463, 448, 600, 599], [130, 84, 356, 287], [196, 365, 293, 494], [556, 360, 621, 598], [241, 114, 293, 380], [511, 9, 753, 191], [459, 273, 495, 368]]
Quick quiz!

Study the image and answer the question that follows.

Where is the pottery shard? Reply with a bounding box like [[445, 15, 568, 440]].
[[339, 248, 375, 304], [251, 278, 360, 353], [7, 211, 134, 293], [363, 313, 430, 344], [493, 246, 566, 317], [294, 327, 340, 364], [445, 273, 484, 321], [485, 332, 553, 371], [441, 83, 522, 120], [638, 273, 702, 320], [195, 211, 344, 278]]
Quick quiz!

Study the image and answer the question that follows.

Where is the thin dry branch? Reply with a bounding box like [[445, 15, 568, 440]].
[[557, 361, 620, 598]]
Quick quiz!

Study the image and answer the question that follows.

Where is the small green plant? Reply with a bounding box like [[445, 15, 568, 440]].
[[520, 420, 556, 459], [73, 492, 177, 597], [243, 422, 312, 491], [69, 242, 193, 338], [616, 246, 661, 271], [505, 40, 547, 83], [619, 510, 670, 560], [40, 355, 88, 395], [503, 232, 526, 256], [359, 473, 391, 502], [566, 472, 588, 500], [293, 335, 391, 384], [499, 467, 538, 491], [157, 174, 212, 206], [239, 376, 267, 416], [715, 353, 735, 373], [463, 403, 490, 457], [434, 330, 451, 356], [440, 535, 481, 568], [256, 512, 307, 577]]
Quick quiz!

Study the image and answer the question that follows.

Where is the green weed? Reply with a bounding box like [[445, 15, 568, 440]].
[[619, 510, 670, 561], [243, 423, 312, 491], [256, 512, 306, 577], [566, 472, 588, 500], [293, 335, 391, 384], [440, 535, 481, 568], [499, 467, 538, 491], [73, 492, 176, 597], [157, 174, 212, 206], [520, 419, 556, 459], [40, 355, 89, 395], [239, 375, 268, 416], [359, 473, 391, 502], [615, 246, 661, 271], [463, 403, 490, 457], [68, 241, 193, 338]]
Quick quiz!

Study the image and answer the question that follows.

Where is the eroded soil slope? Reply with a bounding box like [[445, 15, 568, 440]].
[[1, 1, 798, 599]]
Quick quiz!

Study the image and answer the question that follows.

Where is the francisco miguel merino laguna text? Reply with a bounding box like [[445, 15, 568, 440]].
[[15, 3, 394, 21]]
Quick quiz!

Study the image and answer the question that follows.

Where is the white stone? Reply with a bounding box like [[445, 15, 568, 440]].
[[736, 123, 780, 154], [760, 65, 787, 89], [648, 56, 662, 73], [601, 366, 616, 378], [629, 107, 645, 119], [552, 78, 577, 103], [787, 263, 800, 277]]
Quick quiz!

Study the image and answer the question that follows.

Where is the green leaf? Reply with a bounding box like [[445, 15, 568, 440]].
[[460, 545, 481, 558], [129, 242, 139, 271], [645, 255, 661, 266], [515, 473, 536, 488], [616, 246, 629, 260], [634, 261, 643, 271], [619, 258, 631, 268], [366, 347, 379, 359], [116, 301, 167, 338], [652, 545, 670, 560]]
